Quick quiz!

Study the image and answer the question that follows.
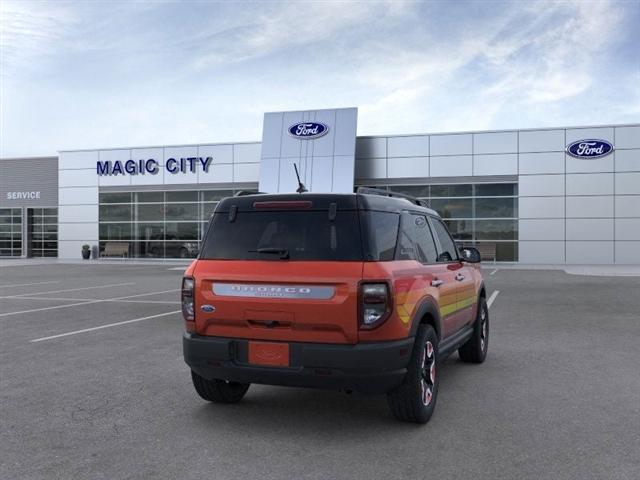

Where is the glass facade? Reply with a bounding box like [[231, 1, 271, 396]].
[[28, 208, 58, 257], [0, 208, 22, 257], [357, 183, 518, 261], [98, 189, 255, 258]]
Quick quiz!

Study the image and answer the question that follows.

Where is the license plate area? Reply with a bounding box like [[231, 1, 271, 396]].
[[248, 341, 290, 367]]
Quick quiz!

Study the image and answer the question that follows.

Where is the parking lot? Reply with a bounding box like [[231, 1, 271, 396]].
[[1, 262, 639, 480]]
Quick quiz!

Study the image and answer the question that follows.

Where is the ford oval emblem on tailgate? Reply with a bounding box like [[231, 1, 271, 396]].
[[201, 305, 215, 312]]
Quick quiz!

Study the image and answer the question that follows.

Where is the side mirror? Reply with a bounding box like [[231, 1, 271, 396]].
[[460, 246, 481, 263]]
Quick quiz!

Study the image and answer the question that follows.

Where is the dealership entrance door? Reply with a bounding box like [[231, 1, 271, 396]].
[[26, 208, 58, 258]]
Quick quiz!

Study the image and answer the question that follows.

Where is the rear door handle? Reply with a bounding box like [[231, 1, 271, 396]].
[[431, 279, 444, 287], [455, 274, 465, 281]]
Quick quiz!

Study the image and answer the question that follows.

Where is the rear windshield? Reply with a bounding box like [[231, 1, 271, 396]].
[[200, 210, 364, 261]]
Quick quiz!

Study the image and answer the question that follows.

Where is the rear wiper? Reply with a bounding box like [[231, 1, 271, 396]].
[[249, 247, 290, 259]]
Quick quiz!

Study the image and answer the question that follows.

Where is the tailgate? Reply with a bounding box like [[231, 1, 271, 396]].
[[193, 260, 363, 344]]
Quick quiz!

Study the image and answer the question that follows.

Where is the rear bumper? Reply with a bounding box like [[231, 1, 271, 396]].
[[183, 333, 414, 394]]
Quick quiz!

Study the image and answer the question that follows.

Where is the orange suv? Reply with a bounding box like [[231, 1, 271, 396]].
[[182, 188, 488, 423]]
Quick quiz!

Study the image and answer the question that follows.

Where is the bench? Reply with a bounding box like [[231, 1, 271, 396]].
[[475, 243, 497, 263], [101, 242, 129, 258]]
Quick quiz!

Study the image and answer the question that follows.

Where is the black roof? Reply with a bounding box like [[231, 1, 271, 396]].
[[215, 192, 440, 217]]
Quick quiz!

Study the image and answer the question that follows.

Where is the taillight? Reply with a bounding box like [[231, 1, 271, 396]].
[[182, 277, 195, 321], [359, 282, 392, 329]]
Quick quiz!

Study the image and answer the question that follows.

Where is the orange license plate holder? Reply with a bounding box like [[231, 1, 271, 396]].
[[248, 341, 290, 367]]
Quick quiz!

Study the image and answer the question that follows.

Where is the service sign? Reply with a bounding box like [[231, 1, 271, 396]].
[[288, 122, 329, 140], [566, 139, 614, 159]]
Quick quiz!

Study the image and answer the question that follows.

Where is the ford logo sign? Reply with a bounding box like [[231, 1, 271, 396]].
[[200, 305, 215, 313], [566, 139, 614, 159], [288, 122, 329, 139]]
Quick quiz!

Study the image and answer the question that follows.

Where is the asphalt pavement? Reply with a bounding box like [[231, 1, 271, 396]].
[[1, 263, 639, 480]]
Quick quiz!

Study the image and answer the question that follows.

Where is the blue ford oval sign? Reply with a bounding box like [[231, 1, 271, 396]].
[[288, 122, 329, 139], [566, 139, 614, 159]]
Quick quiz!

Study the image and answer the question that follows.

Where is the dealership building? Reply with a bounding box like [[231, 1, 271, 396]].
[[1, 108, 639, 264]]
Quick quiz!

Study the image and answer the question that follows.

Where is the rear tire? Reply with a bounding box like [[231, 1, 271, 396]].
[[458, 297, 489, 363], [191, 371, 250, 403], [387, 325, 439, 424]]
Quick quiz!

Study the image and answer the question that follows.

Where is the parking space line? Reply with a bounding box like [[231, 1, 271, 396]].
[[487, 290, 500, 308], [0, 281, 60, 289], [0, 282, 136, 300], [0, 289, 179, 318], [1, 296, 178, 305], [30, 310, 181, 342], [489, 269, 498, 276]]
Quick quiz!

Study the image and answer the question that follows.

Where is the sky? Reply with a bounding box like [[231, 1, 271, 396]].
[[1, 0, 639, 157]]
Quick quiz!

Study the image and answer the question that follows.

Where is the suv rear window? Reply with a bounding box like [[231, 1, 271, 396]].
[[200, 210, 363, 261]]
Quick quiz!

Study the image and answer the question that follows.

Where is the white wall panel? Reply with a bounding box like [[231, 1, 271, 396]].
[[59, 187, 98, 206], [519, 197, 564, 218], [473, 131, 517, 154], [355, 158, 386, 179], [519, 152, 564, 175], [615, 172, 640, 195], [58, 150, 99, 170], [234, 143, 261, 164], [566, 196, 613, 218], [519, 175, 565, 197], [430, 134, 472, 156], [387, 136, 428, 157], [197, 144, 233, 164], [566, 241, 613, 264], [387, 157, 428, 178], [58, 222, 99, 241], [615, 196, 640, 217], [430, 155, 472, 177], [333, 108, 358, 157], [59, 204, 98, 223], [518, 129, 565, 153], [615, 241, 640, 264], [309, 156, 333, 192], [615, 219, 640, 240], [566, 173, 613, 196], [260, 113, 283, 158], [59, 240, 97, 260], [519, 219, 565, 241], [332, 156, 357, 193], [307, 110, 338, 157], [566, 219, 613, 241], [566, 154, 614, 174], [473, 154, 517, 176], [356, 138, 386, 159], [519, 241, 565, 263], [198, 163, 233, 184], [59, 169, 98, 188], [615, 126, 640, 149], [615, 149, 640, 172], [566, 127, 614, 144], [234, 163, 260, 182]]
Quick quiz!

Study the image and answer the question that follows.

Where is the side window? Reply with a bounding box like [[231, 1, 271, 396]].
[[431, 218, 458, 262], [396, 213, 438, 263]]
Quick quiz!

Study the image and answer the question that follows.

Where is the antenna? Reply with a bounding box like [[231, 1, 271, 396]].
[[293, 163, 308, 193]]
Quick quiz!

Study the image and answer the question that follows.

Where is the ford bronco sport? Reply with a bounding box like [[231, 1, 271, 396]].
[[182, 188, 488, 423]]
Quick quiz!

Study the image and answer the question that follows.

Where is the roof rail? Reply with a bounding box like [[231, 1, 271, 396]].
[[234, 190, 266, 197], [356, 187, 430, 208]]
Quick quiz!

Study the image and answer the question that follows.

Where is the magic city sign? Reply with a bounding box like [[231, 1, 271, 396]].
[[566, 139, 614, 159], [96, 157, 213, 176]]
